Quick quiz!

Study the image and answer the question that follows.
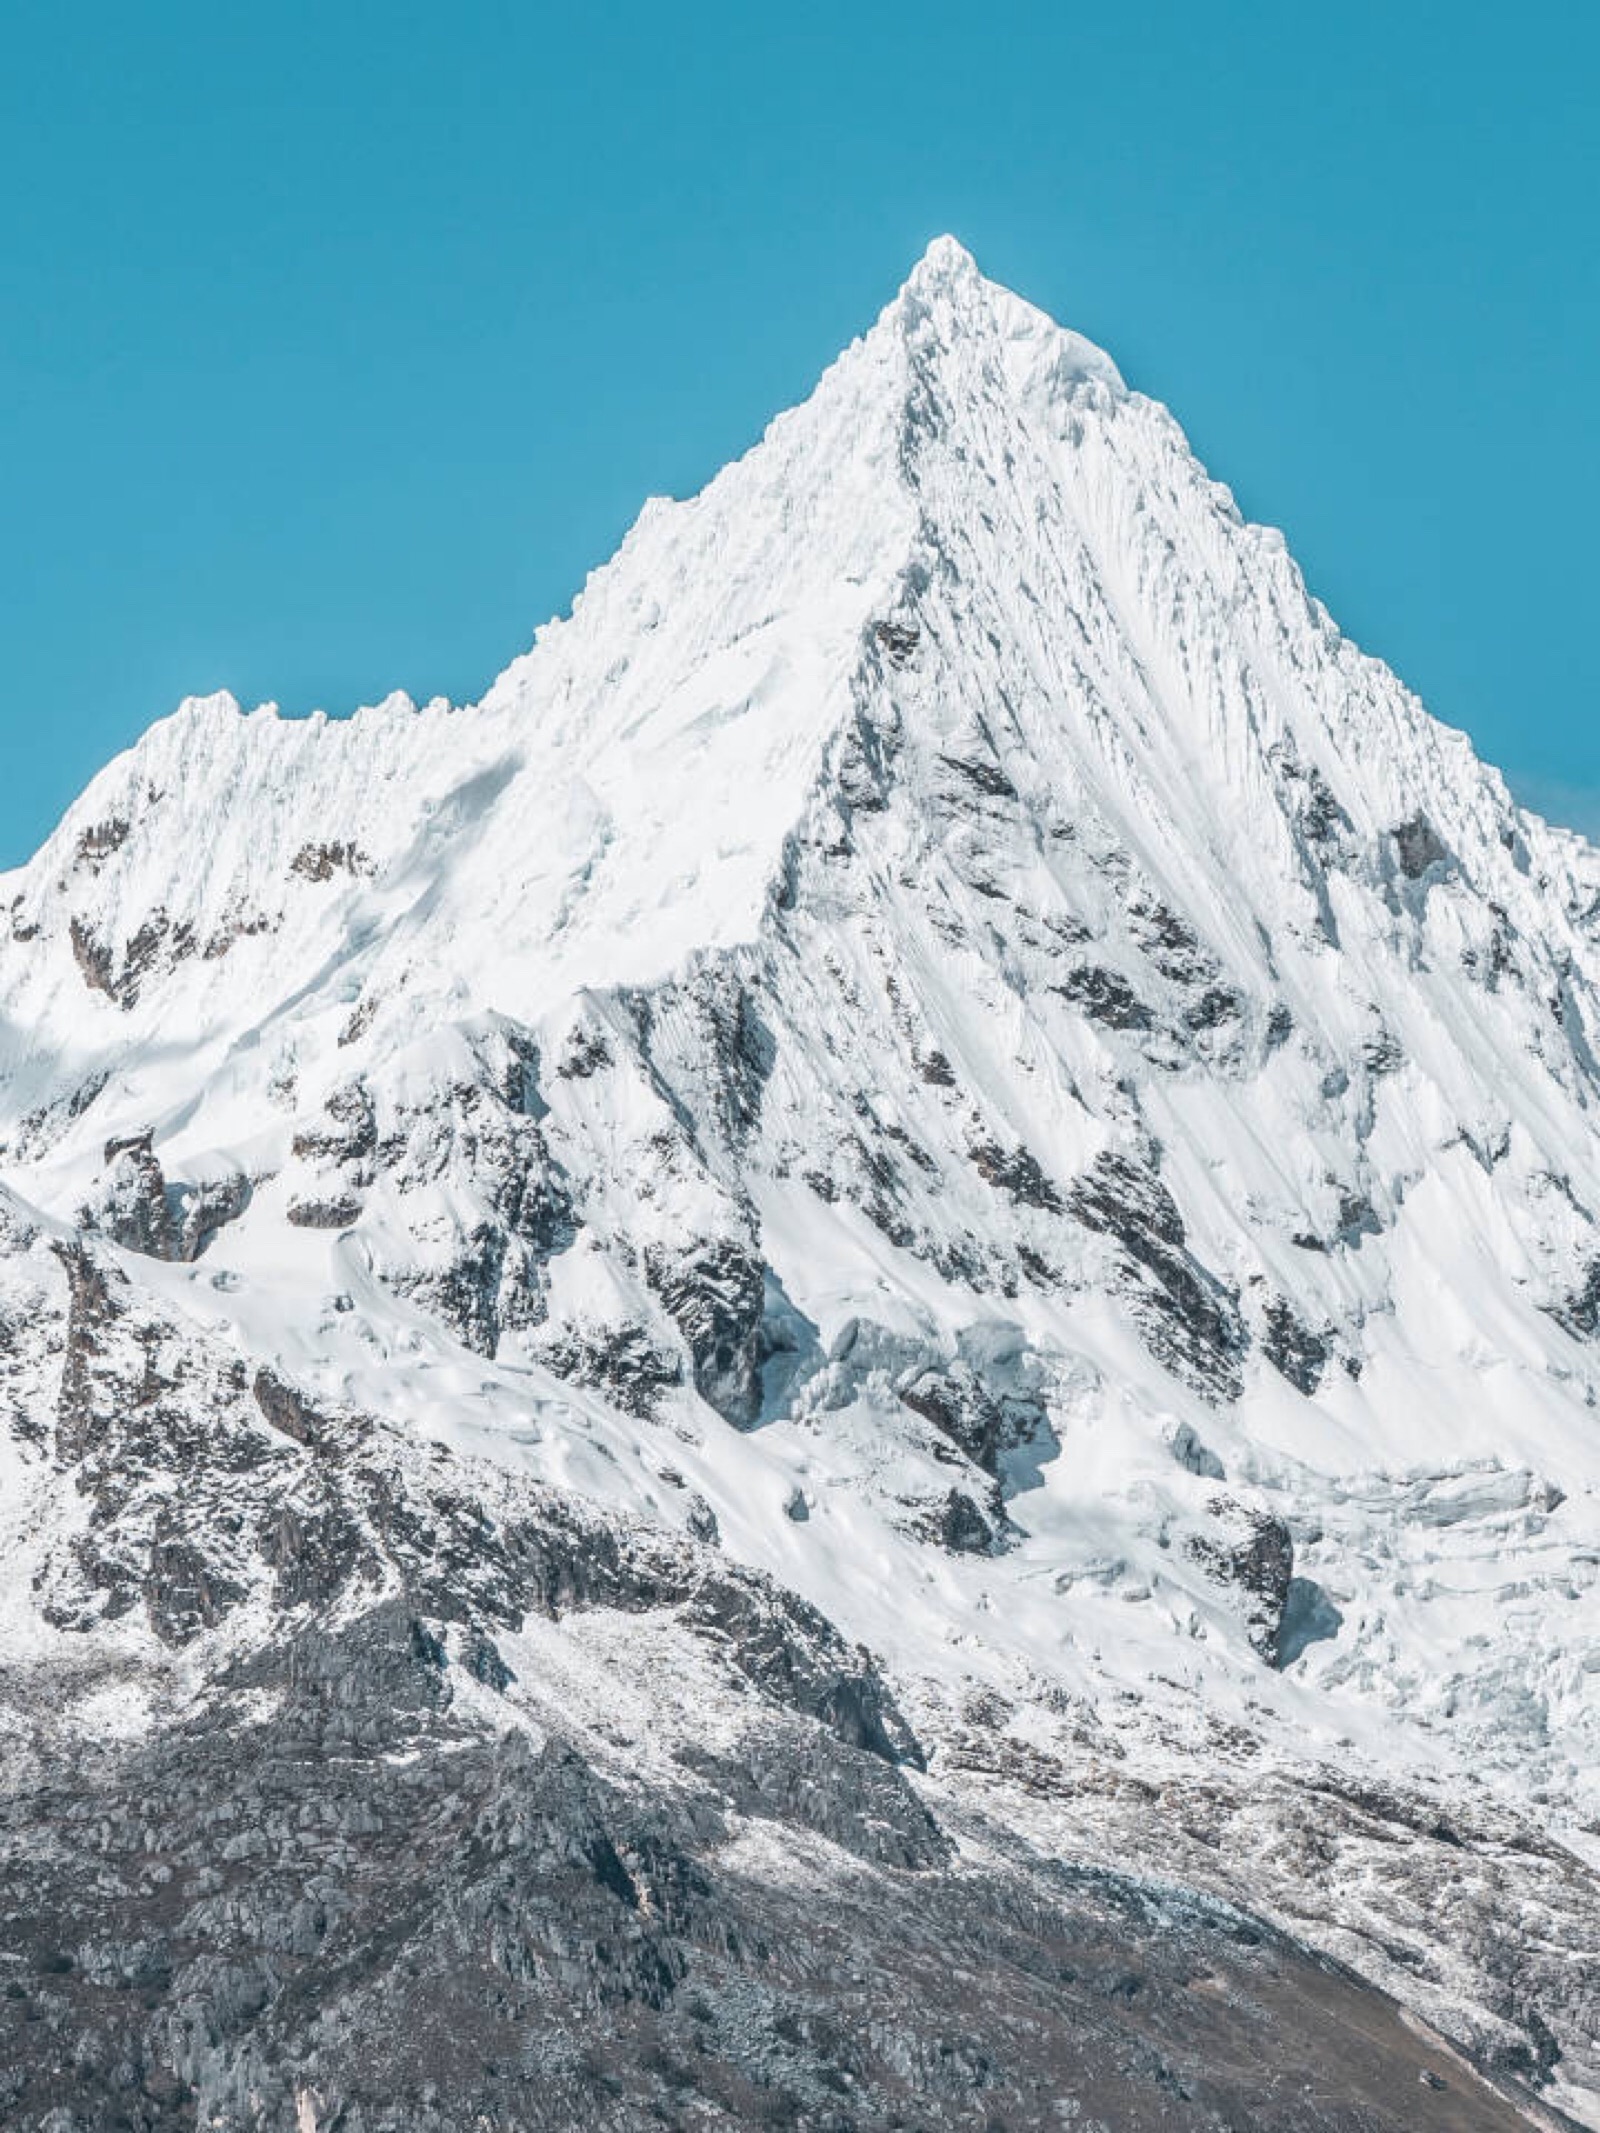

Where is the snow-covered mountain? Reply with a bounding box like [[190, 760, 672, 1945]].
[[2, 237, 1597, 2131]]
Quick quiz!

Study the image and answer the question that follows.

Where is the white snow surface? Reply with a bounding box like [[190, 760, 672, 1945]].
[[3, 235, 1600, 2116]]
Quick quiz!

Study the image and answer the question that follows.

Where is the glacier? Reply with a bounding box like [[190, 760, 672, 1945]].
[[0, 236, 1596, 2129]]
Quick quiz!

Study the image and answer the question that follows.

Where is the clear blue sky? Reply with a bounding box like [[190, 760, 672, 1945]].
[[2, 0, 1595, 865]]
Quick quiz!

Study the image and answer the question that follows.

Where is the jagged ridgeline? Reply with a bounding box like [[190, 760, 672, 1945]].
[[0, 239, 1597, 2130]]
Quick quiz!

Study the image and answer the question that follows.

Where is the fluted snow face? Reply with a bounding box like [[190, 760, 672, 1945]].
[[3, 238, 1600, 2114]]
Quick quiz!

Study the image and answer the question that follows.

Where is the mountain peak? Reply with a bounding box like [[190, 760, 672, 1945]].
[[903, 231, 982, 290], [889, 236, 1124, 396], [5, 226, 1600, 2126]]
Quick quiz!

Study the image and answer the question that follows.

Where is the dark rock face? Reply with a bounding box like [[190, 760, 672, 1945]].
[[1394, 812, 1451, 880], [934, 1486, 1000, 1554], [1182, 984, 1245, 1034], [1068, 1153, 1246, 1401], [1261, 1296, 1331, 1395], [675, 1724, 946, 1870], [646, 1237, 767, 1427], [175, 1174, 252, 1260], [1126, 903, 1244, 1048], [291, 1077, 377, 1169], [1362, 1026, 1405, 1075], [340, 1043, 580, 1356], [87, 1133, 176, 1258], [969, 1141, 1063, 1211], [641, 969, 776, 1149], [285, 1191, 363, 1230], [1033, 1748, 1598, 2126], [537, 1321, 684, 1417], [1293, 764, 1353, 845], [251, 1366, 326, 1446], [52, 1241, 125, 1466], [36, 1246, 917, 1767], [0, 1623, 1562, 2133], [68, 909, 196, 1009], [68, 914, 116, 998], [897, 1360, 1003, 1471], [938, 749, 1018, 802], [290, 838, 368, 881], [873, 616, 921, 666], [398, 1220, 515, 1358], [75, 815, 131, 866], [1055, 962, 1155, 1030], [82, 1135, 251, 1263], [894, 1349, 1057, 1511], [1549, 1256, 1600, 1340], [555, 1024, 613, 1079], [1187, 1496, 1296, 1663]]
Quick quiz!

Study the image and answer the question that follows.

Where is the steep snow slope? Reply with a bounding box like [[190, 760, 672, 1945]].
[[2, 238, 1598, 2126]]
